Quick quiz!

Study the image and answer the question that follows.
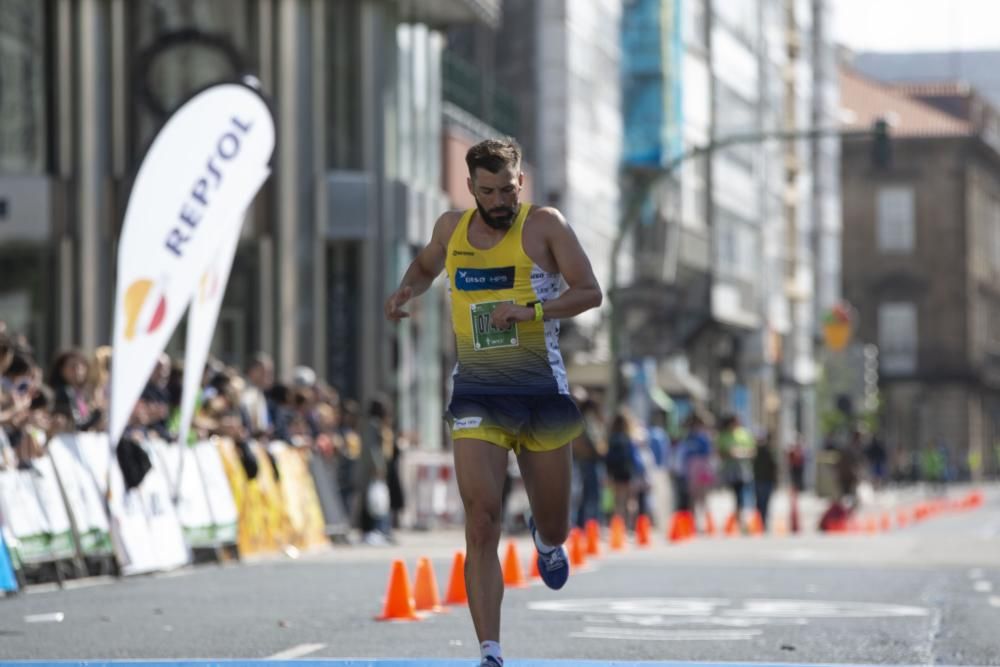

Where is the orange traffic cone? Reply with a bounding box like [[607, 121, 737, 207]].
[[669, 511, 695, 542], [880, 513, 892, 532], [704, 511, 717, 536], [724, 512, 740, 536], [414, 557, 445, 613], [585, 519, 601, 556], [609, 515, 626, 551], [502, 541, 527, 588], [529, 550, 541, 579], [896, 509, 909, 529], [444, 551, 467, 605], [966, 490, 984, 509], [569, 528, 587, 567], [747, 511, 764, 536], [635, 514, 651, 547], [375, 559, 421, 621]]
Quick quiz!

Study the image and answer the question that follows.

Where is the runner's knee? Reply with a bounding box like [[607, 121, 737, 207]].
[[534, 515, 569, 546], [465, 503, 502, 550]]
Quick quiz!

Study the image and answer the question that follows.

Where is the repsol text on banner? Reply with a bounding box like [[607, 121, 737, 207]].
[[165, 115, 254, 258]]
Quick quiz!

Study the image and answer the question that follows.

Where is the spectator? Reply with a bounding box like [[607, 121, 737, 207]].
[[753, 432, 778, 530], [716, 414, 756, 529], [2, 351, 39, 465], [681, 412, 715, 533], [241, 353, 275, 439], [605, 409, 638, 525], [386, 422, 406, 531], [313, 401, 344, 459], [357, 395, 392, 545], [572, 397, 606, 528], [292, 365, 317, 389], [865, 433, 888, 488], [0, 333, 13, 377], [141, 354, 172, 440], [337, 399, 363, 532], [787, 434, 807, 492], [646, 407, 670, 468]]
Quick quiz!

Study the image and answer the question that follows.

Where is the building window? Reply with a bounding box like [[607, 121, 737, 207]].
[[685, 0, 707, 50], [130, 0, 253, 165], [716, 206, 756, 280], [0, 0, 47, 173], [878, 302, 917, 374], [876, 186, 915, 253], [991, 198, 1000, 273], [327, 0, 364, 170]]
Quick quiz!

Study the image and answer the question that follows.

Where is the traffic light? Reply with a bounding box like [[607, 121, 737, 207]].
[[872, 117, 892, 168]]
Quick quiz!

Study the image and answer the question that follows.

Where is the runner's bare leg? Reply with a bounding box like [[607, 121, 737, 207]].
[[517, 444, 572, 548], [454, 438, 511, 643]]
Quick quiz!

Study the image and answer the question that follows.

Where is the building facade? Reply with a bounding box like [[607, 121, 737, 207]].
[[840, 68, 1000, 478], [0, 0, 500, 449], [616, 0, 841, 449]]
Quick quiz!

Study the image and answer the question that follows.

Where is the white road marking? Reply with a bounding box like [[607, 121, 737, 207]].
[[530, 597, 929, 618], [266, 643, 326, 659], [24, 612, 65, 623], [27, 576, 116, 595], [988, 596, 1000, 608], [571, 627, 762, 641], [154, 568, 195, 579], [532, 597, 929, 644], [973, 580, 993, 593]]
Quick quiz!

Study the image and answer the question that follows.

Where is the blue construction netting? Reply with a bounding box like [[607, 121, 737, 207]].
[[622, 0, 684, 168]]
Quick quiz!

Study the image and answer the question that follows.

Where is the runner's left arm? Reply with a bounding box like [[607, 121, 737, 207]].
[[536, 208, 602, 320], [489, 208, 601, 328]]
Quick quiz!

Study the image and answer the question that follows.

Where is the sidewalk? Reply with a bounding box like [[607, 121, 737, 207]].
[[294, 482, 998, 566]]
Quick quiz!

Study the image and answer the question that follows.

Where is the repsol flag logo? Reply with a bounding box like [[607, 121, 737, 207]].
[[110, 81, 275, 446], [455, 267, 515, 291], [122, 279, 167, 341]]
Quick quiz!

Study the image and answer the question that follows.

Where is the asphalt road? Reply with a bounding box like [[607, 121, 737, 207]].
[[1, 485, 998, 666]]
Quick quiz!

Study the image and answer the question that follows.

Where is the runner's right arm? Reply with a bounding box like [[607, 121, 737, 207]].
[[384, 212, 457, 321]]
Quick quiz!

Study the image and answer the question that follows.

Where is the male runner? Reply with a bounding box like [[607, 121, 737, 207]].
[[384, 138, 602, 666]]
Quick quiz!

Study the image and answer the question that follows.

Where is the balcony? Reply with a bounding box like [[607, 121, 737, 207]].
[[396, 0, 500, 29]]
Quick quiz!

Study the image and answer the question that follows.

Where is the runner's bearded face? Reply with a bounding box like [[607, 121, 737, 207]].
[[472, 167, 520, 231]]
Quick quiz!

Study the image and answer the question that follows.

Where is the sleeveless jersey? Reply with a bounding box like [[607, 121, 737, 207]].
[[445, 203, 569, 396]]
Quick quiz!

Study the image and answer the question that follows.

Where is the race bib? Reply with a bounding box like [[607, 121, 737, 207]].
[[471, 300, 519, 350]]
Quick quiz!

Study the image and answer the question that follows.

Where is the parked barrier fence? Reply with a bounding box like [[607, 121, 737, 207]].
[[0, 433, 361, 586]]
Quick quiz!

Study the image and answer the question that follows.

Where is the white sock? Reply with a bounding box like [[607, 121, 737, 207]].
[[481, 640, 503, 665], [532, 526, 558, 554]]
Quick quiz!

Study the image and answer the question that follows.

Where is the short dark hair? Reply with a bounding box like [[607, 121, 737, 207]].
[[367, 392, 392, 420], [465, 137, 521, 177], [47, 349, 89, 388]]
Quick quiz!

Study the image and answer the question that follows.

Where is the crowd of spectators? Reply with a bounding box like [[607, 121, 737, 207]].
[[0, 323, 405, 545]]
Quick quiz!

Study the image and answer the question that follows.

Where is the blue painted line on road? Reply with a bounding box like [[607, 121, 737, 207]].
[[0, 662, 977, 667]]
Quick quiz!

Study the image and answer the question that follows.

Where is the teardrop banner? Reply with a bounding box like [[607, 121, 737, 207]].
[[110, 81, 275, 448]]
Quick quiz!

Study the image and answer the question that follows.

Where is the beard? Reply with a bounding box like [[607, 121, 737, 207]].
[[476, 198, 517, 231]]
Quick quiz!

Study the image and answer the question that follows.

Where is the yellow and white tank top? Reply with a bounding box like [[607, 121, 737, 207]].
[[445, 203, 569, 396]]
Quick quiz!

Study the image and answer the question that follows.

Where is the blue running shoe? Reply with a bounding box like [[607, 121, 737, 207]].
[[528, 517, 569, 590], [480, 657, 503, 667]]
